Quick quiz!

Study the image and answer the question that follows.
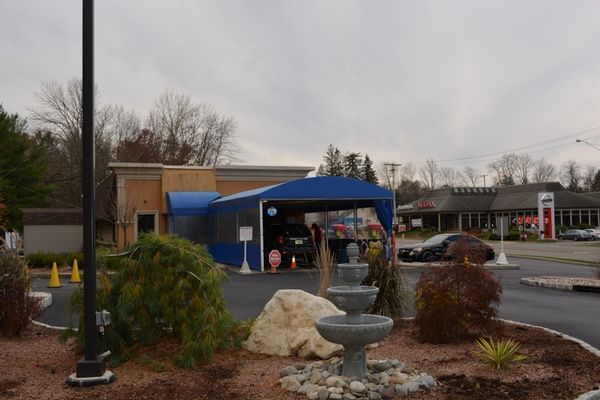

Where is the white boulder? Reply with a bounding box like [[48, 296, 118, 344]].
[[243, 289, 344, 359]]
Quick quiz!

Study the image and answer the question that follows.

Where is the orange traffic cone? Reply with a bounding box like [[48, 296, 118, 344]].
[[290, 255, 297, 270], [70, 258, 81, 283], [48, 262, 62, 288]]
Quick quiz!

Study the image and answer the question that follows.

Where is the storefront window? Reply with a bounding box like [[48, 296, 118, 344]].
[[591, 210, 599, 227], [571, 210, 580, 226]]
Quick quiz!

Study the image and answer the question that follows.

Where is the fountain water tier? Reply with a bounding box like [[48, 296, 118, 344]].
[[315, 243, 394, 379]]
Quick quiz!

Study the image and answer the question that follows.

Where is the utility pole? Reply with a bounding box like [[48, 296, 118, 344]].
[[480, 174, 487, 188], [384, 162, 401, 266]]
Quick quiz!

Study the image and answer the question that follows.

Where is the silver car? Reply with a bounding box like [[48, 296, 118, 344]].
[[584, 228, 600, 240]]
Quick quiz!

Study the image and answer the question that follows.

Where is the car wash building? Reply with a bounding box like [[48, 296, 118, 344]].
[[207, 176, 394, 271], [397, 182, 600, 239]]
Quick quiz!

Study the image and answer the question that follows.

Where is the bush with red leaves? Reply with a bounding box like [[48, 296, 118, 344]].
[[414, 258, 502, 343]]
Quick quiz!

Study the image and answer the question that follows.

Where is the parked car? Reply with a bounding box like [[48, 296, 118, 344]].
[[397, 233, 495, 263], [264, 223, 315, 267], [557, 229, 592, 241], [584, 228, 600, 240]]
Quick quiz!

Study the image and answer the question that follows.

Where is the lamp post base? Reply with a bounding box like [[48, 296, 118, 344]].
[[67, 370, 115, 387]]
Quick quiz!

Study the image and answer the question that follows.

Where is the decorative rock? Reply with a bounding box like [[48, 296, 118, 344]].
[[421, 375, 436, 388], [395, 384, 409, 397], [372, 360, 393, 372], [381, 386, 395, 399], [280, 357, 435, 400], [389, 375, 407, 385], [280, 376, 302, 392], [306, 384, 320, 397], [367, 391, 382, 400], [280, 365, 298, 377], [297, 372, 311, 384], [310, 371, 322, 384], [318, 387, 331, 400], [326, 376, 342, 387], [402, 382, 420, 393], [295, 363, 308, 370], [243, 290, 344, 358], [349, 381, 366, 394]]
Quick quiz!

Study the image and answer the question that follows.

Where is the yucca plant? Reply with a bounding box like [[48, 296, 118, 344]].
[[473, 337, 527, 369]]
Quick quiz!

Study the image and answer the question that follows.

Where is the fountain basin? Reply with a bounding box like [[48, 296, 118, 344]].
[[327, 286, 378, 314], [315, 314, 393, 347], [336, 263, 369, 285]]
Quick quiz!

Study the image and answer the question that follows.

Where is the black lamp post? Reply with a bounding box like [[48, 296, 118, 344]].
[[67, 0, 115, 386]]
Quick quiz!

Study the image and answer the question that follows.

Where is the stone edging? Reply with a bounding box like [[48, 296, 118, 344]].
[[499, 319, 600, 400], [520, 276, 600, 292], [30, 291, 52, 310]]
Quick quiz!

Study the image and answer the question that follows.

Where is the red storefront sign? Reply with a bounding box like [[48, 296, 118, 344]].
[[416, 200, 436, 209]]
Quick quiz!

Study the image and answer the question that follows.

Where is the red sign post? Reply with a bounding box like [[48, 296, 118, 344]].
[[268, 250, 281, 274]]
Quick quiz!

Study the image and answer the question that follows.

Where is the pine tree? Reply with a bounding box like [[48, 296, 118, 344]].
[[344, 152, 363, 179], [322, 145, 344, 176], [0, 106, 53, 230], [591, 169, 600, 192], [362, 154, 378, 184]]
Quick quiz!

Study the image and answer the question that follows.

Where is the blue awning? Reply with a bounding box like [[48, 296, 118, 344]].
[[167, 192, 221, 216]]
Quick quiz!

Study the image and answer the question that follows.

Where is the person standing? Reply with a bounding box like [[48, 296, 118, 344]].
[[311, 222, 323, 250]]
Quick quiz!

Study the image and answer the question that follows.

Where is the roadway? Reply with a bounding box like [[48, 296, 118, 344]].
[[33, 256, 600, 348]]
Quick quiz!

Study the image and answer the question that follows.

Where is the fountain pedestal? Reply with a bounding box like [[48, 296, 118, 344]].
[[315, 243, 394, 378]]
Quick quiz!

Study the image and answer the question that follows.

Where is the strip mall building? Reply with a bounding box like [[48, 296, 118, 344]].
[[397, 182, 600, 239]]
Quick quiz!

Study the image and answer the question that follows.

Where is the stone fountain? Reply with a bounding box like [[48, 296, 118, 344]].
[[315, 243, 394, 379]]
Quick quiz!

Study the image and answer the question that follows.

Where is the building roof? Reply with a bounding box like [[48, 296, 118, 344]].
[[166, 192, 221, 216], [398, 182, 600, 214], [210, 176, 392, 207]]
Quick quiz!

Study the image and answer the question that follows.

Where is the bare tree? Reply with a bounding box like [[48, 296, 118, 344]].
[[560, 160, 582, 192], [400, 162, 417, 183], [29, 78, 115, 206], [98, 185, 139, 248], [419, 158, 439, 189], [461, 166, 480, 187], [439, 166, 461, 187], [582, 165, 597, 192], [514, 153, 533, 184], [531, 157, 556, 183], [146, 90, 238, 166], [488, 153, 518, 186]]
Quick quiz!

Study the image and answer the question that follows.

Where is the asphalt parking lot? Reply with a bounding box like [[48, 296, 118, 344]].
[[33, 256, 600, 347]]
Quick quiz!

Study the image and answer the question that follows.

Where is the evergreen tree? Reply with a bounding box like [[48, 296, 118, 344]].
[[362, 154, 378, 184], [591, 169, 600, 192], [322, 145, 344, 176], [0, 106, 53, 230], [344, 152, 363, 179], [316, 164, 326, 176]]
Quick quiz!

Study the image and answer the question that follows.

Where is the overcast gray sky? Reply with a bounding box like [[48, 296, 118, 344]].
[[2, 0, 600, 175]]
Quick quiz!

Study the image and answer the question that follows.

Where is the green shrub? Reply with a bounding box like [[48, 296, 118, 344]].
[[25, 252, 83, 268], [363, 252, 410, 319], [0, 250, 40, 336], [69, 234, 243, 368], [473, 337, 527, 369], [413, 257, 502, 343], [507, 230, 521, 241]]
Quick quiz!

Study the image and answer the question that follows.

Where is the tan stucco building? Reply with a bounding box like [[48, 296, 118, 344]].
[[96, 163, 314, 249]]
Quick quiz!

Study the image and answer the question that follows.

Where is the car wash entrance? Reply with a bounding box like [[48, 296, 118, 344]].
[[208, 177, 394, 271]]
